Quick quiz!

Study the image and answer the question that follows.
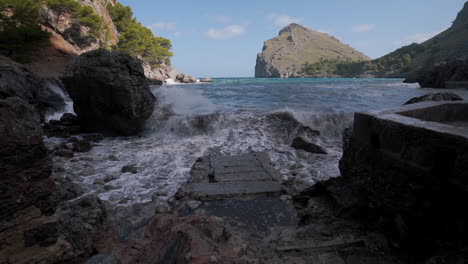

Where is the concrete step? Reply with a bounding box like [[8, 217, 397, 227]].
[[188, 181, 285, 197]]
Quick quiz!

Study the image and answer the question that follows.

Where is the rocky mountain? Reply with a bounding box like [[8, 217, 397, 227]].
[[1, 0, 194, 83], [255, 23, 370, 78], [352, 1, 468, 78]]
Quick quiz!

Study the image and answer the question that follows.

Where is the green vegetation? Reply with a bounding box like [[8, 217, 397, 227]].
[[46, 0, 106, 39], [301, 44, 428, 76], [371, 43, 426, 73], [301, 60, 365, 76], [107, 2, 173, 66], [0, 0, 51, 60]]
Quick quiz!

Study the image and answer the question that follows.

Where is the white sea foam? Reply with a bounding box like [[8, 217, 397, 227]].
[[45, 82, 75, 122], [48, 78, 452, 209], [164, 78, 177, 85]]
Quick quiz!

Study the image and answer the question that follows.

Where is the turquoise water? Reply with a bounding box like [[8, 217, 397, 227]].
[[48, 78, 468, 207], [171, 78, 468, 113]]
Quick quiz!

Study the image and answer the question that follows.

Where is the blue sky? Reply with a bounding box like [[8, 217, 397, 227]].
[[120, 0, 466, 77]]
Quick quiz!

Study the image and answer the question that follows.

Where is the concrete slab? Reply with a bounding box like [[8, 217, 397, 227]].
[[189, 181, 285, 197], [214, 171, 272, 182]]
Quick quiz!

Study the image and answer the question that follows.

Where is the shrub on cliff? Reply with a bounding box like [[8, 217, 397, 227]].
[[0, 0, 51, 61], [46, 0, 106, 39], [107, 2, 173, 66]]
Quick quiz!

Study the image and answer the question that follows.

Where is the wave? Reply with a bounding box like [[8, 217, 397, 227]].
[[45, 82, 74, 122]]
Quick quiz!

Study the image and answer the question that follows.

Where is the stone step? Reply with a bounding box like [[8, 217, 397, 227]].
[[188, 181, 285, 197], [214, 171, 272, 182]]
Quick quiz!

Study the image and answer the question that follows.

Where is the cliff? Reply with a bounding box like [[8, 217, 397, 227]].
[[255, 23, 370, 78], [361, 1, 468, 78], [2, 0, 194, 83]]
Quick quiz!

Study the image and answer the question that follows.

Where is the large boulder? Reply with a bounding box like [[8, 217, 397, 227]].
[[0, 97, 51, 180], [331, 102, 468, 259], [404, 59, 468, 88], [0, 57, 66, 121], [0, 97, 106, 263], [63, 50, 156, 135]]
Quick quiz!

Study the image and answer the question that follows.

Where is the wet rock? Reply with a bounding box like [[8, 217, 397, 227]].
[[83, 134, 104, 142], [108, 155, 120, 161], [121, 164, 138, 174], [0, 97, 51, 180], [60, 113, 78, 125], [404, 59, 468, 88], [186, 200, 202, 210], [55, 148, 74, 158], [291, 136, 327, 154], [73, 139, 92, 152], [63, 50, 156, 136], [56, 195, 106, 255], [0, 58, 65, 121], [43, 114, 82, 138], [404, 92, 463, 105], [23, 222, 59, 247]]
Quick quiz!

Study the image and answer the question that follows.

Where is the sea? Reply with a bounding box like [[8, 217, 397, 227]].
[[45, 78, 468, 209]]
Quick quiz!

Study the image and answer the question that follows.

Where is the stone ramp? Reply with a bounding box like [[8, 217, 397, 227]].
[[181, 152, 285, 198]]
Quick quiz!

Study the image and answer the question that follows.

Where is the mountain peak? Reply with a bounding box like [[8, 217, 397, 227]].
[[278, 23, 308, 35], [255, 23, 370, 78], [453, 1, 468, 25]]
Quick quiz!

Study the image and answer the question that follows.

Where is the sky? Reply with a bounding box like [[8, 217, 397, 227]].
[[120, 0, 467, 78]]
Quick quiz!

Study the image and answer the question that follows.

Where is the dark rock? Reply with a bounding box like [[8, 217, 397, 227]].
[[43, 119, 82, 138], [55, 148, 74, 158], [108, 155, 120, 161], [0, 97, 51, 180], [60, 113, 78, 125], [24, 222, 59, 247], [83, 134, 104, 142], [404, 59, 468, 88], [0, 58, 66, 121], [337, 103, 468, 258], [57, 195, 106, 255], [404, 93, 463, 105], [63, 50, 156, 136], [122, 164, 138, 174], [291, 136, 327, 154], [73, 139, 92, 152]]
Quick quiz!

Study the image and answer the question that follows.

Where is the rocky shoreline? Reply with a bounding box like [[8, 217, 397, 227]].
[[1, 43, 468, 263]]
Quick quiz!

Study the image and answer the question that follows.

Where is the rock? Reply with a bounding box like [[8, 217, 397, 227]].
[[0, 97, 51, 180], [55, 148, 74, 158], [404, 93, 463, 105], [404, 59, 468, 88], [73, 139, 92, 153], [186, 200, 202, 210], [63, 50, 156, 136], [255, 23, 370, 78], [60, 113, 78, 125], [0, 58, 66, 121], [56, 194, 105, 256], [122, 164, 138, 174], [140, 59, 196, 84], [337, 102, 468, 256], [83, 134, 104, 142], [108, 155, 120, 161], [199, 78, 213, 83], [176, 73, 197, 83], [291, 137, 327, 154]]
